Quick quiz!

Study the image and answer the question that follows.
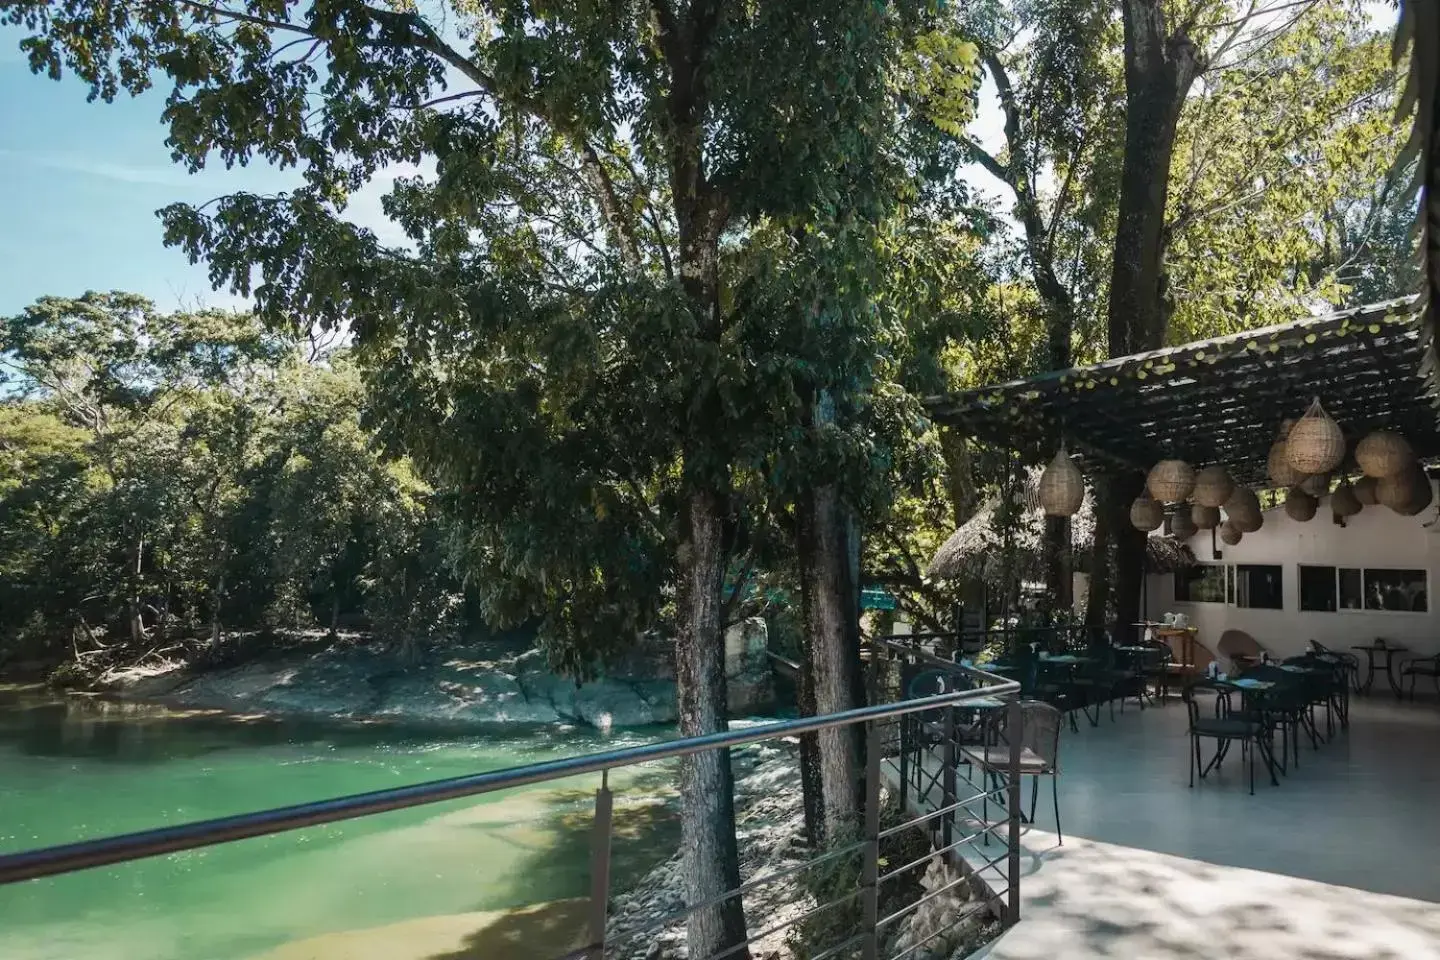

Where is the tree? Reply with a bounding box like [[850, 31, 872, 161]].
[[2, 3, 959, 954], [1, 292, 286, 646], [950, 1, 1403, 632]]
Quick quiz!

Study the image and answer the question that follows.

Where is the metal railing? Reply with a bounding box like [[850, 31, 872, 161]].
[[0, 646, 1024, 960]]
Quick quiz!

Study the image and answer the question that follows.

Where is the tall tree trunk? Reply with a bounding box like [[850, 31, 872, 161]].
[[676, 488, 748, 960], [796, 482, 863, 841], [128, 537, 145, 646], [209, 573, 225, 648], [1111, 473, 1149, 645], [1108, 0, 1199, 357], [1089, 0, 1199, 626], [1084, 478, 1114, 630]]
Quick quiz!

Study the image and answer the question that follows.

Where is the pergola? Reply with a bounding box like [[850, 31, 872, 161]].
[[924, 299, 1439, 485]]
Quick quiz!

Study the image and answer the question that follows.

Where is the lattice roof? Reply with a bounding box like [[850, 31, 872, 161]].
[[925, 299, 1437, 485]]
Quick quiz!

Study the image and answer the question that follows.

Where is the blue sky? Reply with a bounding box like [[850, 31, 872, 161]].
[[0, 33, 296, 314], [0, 29, 424, 317]]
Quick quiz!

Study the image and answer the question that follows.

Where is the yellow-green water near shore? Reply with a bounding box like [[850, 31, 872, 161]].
[[0, 685, 680, 960]]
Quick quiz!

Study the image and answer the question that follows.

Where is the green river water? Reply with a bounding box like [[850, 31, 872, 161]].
[[0, 685, 681, 960]]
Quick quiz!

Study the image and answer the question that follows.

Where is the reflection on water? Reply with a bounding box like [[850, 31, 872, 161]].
[[0, 684, 680, 960]]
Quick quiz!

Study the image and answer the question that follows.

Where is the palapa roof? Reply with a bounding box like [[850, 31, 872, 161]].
[[926, 482, 1194, 584], [925, 300, 1438, 485]]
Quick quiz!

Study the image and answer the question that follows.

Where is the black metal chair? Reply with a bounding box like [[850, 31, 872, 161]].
[[1185, 685, 1279, 795], [1401, 654, 1440, 700], [1228, 664, 1311, 773], [961, 700, 1064, 844]]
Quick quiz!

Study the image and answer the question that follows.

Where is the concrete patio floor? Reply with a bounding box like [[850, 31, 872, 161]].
[[954, 692, 1440, 958]]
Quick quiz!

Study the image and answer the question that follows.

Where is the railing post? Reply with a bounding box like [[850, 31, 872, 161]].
[[1006, 699, 1022, 925], [862, 720, 882, 960], [898, 712, 910, 813], [587, 769, 614, 960], [941, 705, 957, 850]]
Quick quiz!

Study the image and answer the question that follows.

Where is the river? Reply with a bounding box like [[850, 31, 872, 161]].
[[0, 684, 681, 960]]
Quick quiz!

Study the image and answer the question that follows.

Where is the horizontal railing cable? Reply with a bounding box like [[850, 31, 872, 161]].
[[0, 673, 1015, 885]]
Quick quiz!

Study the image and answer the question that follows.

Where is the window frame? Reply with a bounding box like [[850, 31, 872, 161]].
[[1294, 564, 1429, 615], [1174, 562, 1229, 604], [1232, 562, 1284, 611]]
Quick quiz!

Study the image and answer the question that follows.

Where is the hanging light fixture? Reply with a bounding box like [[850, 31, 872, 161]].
[[1038, 444, 1084, 516]]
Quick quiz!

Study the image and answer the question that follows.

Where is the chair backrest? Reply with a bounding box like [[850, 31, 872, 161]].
[[1217, 629, 1263, 659], [1017, 699, 1062, 767]]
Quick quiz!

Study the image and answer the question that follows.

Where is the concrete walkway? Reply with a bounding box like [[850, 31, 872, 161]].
[[914, 693, 1440, 959], [975, 830, 1440, 960]]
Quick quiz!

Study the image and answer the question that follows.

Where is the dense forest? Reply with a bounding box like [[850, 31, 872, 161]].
[[0, 293, 460, 675], [0, 1, 1419, 955]]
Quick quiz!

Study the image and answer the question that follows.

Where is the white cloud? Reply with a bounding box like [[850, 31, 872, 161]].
[[0, 148, 196, 187]]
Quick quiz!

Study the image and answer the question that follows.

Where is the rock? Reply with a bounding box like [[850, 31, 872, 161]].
[[723, 618, 774, 714], [892, 859, 989, 960], [116, 627, 764, 731]]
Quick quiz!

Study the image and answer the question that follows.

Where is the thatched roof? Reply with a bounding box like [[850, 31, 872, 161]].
[[926, 476, 1193, 584]]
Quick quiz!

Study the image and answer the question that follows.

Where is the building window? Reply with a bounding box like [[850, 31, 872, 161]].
[[1295, 566, 1425, 613], [1363, 569, 1428, 612], [1338, 568, 1363, 610], [1234, 564, 1283, 609], [1299, 565, 1337, 612], [1175, 563, 1227, 603]]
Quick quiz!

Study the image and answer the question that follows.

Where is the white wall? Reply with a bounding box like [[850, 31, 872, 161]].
[[1145, 485, 1440, 661]]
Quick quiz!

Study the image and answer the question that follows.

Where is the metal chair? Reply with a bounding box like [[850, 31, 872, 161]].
[[961, 700, 1064, 844], [1217, 629, 1266, 675], [1401, 654, 1440, 700], [1185, 685, 1279, 795]]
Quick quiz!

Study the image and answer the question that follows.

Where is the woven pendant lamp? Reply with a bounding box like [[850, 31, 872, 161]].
[[1192, 465, 1234, 508], [1355, 475, 1380, 505], [1130, 495, 1165, 532], [1170, 508, 1198, 540], [1147, 459, 1196, 503], [1379, 465, 1433, 516], [1287, 398, 1346, 475], [1298, 472, 1331, 498], [1038, 445, 1085, 516], [1331, 480, 1362, 518], [1224, 485, 1260, 520], [1233, 509, 1264, 533], [1356, 430, 1413, 479], [1268, 419, 1304, 488], [1219, 521, 1243, 546], [1192, 503, 1221, 530], [1285, 488, 1318, 522]]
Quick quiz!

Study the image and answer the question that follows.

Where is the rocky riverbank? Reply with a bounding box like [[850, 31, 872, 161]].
[[113, 619, 776, 731], [605, 744, 1001, 960]]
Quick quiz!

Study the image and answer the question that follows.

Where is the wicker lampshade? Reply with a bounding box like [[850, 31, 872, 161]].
[[1147, 459, 1196, 503], [1192, 503, 1221, 530], [1331, 480, 1362, 518], [1286, 398, 1346, 475], [1170, 508, 1198, 540], [1267, 440, 1305, 488], [1355, 430, 1413, 479], [1379, 465, 1433, 516], [1130, 495, 1165, 531], [1038, 445, 1085, 516], [1219, 521, 1243, 546], [1355, 475, 1379, 505], [1230, 505, 1264, 533], [1224, 485, 1260, 516], [1298, 472, 1330, 498], [1285, 488, 1318, 522], [1192, 465, 1234, 508]]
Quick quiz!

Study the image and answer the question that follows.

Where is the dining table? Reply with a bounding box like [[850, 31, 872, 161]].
[[1351, 642, 1408, 698]]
